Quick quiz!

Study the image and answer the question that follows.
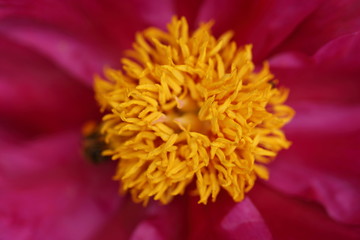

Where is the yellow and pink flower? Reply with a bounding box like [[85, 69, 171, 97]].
[[1, 1, 360, 239]]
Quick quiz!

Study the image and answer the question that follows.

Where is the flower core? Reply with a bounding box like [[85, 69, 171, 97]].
[[94, 17, 294, 205]]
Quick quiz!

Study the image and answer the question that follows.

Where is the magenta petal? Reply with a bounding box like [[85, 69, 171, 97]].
[[314, 32, 360, 70], [0, 21, 116, 86], [173, 0, 205, 29], [250, 184, 360, 240], [0, 1, 176, 75], [269, 33, 360, 225], [188, 194, 271, 240], [0, 0, 175, 26], [129, 200, 187, 240], [0, 36, 98, 137], [269, 51, 314, 68], [133, 0, 174, 29], [286, 103, 360, 134], [269, 43, 360, 225], [91, 197, 147, 240], [0, 1, 187, 86], [92, 198, 187, 240], [266, 102, 360, 225], [277, 0, 360, 55], [197, 0, 324, 61], [0, 131, 119, 240], [268, 160, 360, 225], [269, 51, 360, 104]]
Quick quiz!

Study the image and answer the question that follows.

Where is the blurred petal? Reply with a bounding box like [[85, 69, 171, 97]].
[[273, 66, 360, 104], [314, 32, 360, 70], [134, 0, 175, 29], [250, 184, 360, 240], [270, 33, 360, 104], [174, 0, 205, 29], [0, 0, 177, 85], [0, 131, 119, 240], [268, 27, 360, 225], [277, 0, 360, 55], [269, 51, 314, 68], [267, 102, 360, 224], [187, 194, 271, 240], [0, 36, 98, 138], [0, 0, 175, 43], [91, 197, 147, 240], [197, 0, 324, 61], [92, 198, 187, 240], [0, 21, 117, 85], [129, 200, 187, 240]]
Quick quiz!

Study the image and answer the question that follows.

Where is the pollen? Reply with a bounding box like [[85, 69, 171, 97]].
[[94, 17, 294, 205]]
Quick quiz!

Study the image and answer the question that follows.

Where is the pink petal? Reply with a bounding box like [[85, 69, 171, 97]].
[[267, 102, 360, 224], [173, 0, 205, 29], [187, 194, 272, 240], [0, 20, 118, 86], [0, 36, 98, 137], [276, 0, 360, 55], [95, 194, 271, 240], [250, 183, 360, 240], [314, 32, 360, 70], [92, 198, 187, 240], [268, 31, 360, 225], [0, 0, 173, 42], [129, 199, 187, 240], [133, 0, 175, 29], [271, 64, 360, 104], [0, 131, 119, 240], [91, 197, 147, 240], [197, 0, 324, 61], [0, 1, 177, 85], [270, 34, 360, 104]]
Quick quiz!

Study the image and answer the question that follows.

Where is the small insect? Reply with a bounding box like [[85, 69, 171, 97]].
[[82, 121, 111, 164], [269, 79, 279, 89]]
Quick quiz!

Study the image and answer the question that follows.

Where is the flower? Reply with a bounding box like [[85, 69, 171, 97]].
[[94, 17, 294, 205], [1, 1, 360, 240]]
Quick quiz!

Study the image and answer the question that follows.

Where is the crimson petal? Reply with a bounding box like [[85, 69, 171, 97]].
[[268, 28, 360, 225], [0, 132, 119, 240], [276, 0, 360, 56], [250, 183, 360, 240], [196, 0, 324, 61], [187, 194, 272, 240], [0, 36, 98, 138]]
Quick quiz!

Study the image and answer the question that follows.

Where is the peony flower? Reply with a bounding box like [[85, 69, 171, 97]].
[[1, 1, 360, 240]]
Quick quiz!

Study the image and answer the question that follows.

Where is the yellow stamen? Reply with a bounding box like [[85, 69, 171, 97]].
[[94, 16, 294, 205]]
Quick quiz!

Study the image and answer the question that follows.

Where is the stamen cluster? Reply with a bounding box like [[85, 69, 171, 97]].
[[95, 17, 294, 205]]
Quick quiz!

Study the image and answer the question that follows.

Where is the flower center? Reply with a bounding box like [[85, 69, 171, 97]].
[[93, 17, 294, 205]]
